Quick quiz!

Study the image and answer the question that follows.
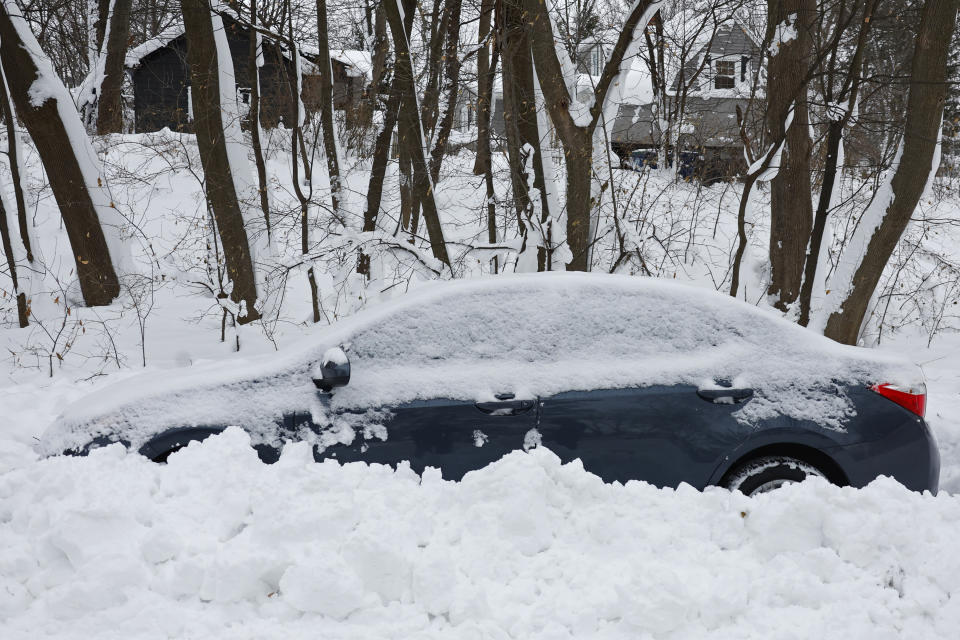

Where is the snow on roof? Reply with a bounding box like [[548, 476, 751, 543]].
[[41, 273, 918, 455], [331, 50, 373, 80], [125, 25, 185, 68]]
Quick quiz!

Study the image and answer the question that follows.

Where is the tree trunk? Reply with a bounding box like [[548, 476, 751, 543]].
[[420, 0, 447, 138], [473, 0, 495, 177], [316, 0, 342, 217], [765, 0, 816, 310], [563, 130, 594, 271], [364, 80, 401, 234], [475, 0, 499, 271], [94, 0, 111, 51], [352, 5, 388, 138], [0, 176, 26, 326], [823, 0, 959, 344], [181, 0, 260, 323], [248, 0, 272, 237], [95, 0, 132, 134], [385, 0, 450, 267], [0, 1, 120, 307], [797, 0, 877, 327], [0, 63, 30, 263], [428, 0, 463, 182], [498, 0, 548, 234]]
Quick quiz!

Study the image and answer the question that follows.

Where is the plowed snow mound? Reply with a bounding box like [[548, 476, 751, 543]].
[[1, 428, 957, 639]]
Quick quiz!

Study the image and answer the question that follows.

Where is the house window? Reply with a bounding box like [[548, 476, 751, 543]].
[[715, 59, 736, 89], [590, 47, 602, 76]]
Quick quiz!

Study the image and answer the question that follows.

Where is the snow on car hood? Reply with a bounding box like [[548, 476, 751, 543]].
[[39, 273, 920, 455]]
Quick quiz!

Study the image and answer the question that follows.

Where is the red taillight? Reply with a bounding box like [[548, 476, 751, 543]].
[[870, 383, 926, 418]]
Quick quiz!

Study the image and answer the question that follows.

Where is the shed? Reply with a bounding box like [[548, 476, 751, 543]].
[[125, 18, 370, 133]]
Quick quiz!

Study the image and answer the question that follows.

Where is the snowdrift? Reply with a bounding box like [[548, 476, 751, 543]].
[[2, 428, 958, 639], [39, 273, 920, 456]]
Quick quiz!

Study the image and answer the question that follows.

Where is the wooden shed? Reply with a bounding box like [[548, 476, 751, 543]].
[[125, 17, 370, 133]]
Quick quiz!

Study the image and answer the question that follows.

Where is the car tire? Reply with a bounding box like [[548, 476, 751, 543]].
[[723, 455, 826, 496]]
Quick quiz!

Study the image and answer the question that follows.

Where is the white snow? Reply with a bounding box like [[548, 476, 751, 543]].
[[768, 13, 799, 57], [124, 25, 184, 68], [3, 428, 960, 639], [330, 50, 373, 80]]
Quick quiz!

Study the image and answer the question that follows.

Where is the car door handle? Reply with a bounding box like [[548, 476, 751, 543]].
[[696, 388, 754, 404], [475, 399, 536, 415]]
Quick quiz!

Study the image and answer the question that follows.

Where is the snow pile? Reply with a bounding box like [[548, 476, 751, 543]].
[[40, 273, 918, 455], [2, 427, 959, 639]]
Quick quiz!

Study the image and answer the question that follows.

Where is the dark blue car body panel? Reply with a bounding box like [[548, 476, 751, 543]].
[[130, 382, 939, 494]]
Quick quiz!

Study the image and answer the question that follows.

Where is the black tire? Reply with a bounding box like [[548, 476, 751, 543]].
[[723, 455, 826, 496]]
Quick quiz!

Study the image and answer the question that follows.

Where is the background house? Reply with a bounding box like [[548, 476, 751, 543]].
[[610, 13, 764, 179], [124, 16, 370, 133]]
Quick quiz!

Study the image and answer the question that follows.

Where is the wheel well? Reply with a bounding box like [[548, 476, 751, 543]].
[[718, 443, 849, 488], [139, 427, 224, 463]]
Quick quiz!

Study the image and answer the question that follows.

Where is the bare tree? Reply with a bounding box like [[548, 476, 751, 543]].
[[524, 0, 662, 270], [181, 0, 261, 323], [316, 0, 343, 217], [384, 0, 451, 267], [0, 0, 121, 307], [474, 0, 499, 271], [96, 0, 133, 134], [498, 0, 554, 269], [766, 0, 816, 310], [797, 0, 879, 326], [248, 0, 273, 237], [823, 0, 960, 344], [427, 0, 463, 182]]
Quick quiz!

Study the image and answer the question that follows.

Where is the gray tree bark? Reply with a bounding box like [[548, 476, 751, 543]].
[[766, 0, 816, 310]]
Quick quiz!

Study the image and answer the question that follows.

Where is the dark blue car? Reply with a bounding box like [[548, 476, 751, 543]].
[[41, 274, 939, 496]]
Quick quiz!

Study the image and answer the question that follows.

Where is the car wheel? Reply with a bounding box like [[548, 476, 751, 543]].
[[723, 456, 826, 496]]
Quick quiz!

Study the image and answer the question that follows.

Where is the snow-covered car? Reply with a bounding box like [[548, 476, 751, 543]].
[[39, 273, 939, 496]]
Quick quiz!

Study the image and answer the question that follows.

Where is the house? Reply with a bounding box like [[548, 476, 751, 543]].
[[124, 16, 370, 133], [610, 12, 764, 178]]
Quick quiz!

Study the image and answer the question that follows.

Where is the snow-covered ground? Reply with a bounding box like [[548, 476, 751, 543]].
[[4, 130, 960, 636], [1, 426, 960, 639]]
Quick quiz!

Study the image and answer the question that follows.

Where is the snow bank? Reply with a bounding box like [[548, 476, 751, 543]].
[[3, 428, 960, 639], [40, 273, 919, 455]]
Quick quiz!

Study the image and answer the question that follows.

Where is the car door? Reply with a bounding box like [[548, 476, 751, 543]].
[[282, 392, 539, 480], [535, 384, 756, 488]]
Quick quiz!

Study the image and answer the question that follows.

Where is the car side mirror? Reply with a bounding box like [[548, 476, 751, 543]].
[[312, 347, 350, 392]]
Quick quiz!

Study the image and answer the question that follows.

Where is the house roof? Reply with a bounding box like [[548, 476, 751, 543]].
[[330, 50, 372, 80], [125, 25, 184, 68], [123, 22, 371, 80], [611, 97, 751, 149]]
